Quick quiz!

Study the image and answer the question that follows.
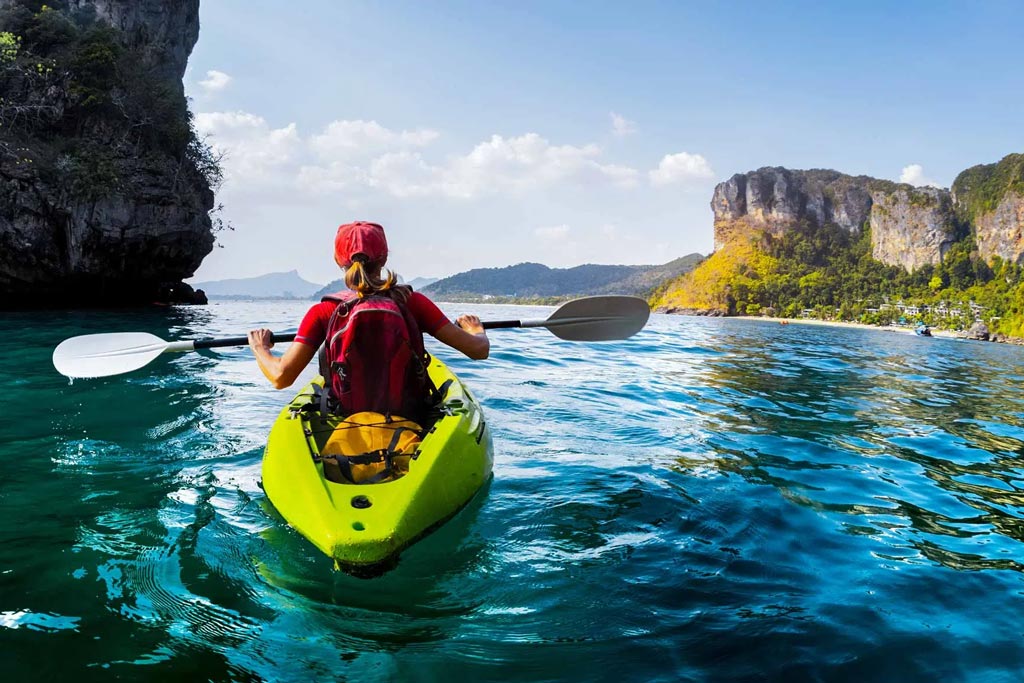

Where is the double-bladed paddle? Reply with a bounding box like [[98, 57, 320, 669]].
[[52, 295, 650, 379]]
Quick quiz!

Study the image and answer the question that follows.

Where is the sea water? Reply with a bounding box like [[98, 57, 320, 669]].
[[3, 301, 1024, 682]]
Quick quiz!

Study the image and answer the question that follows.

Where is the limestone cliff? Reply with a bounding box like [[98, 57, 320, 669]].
[[712, 167, 958, 271], [868, 187, 957, 271], [656, 154, 1024, 330], [712, 168, 873, 249], [0, 0, 214, 307], [64, 0, 200, 83], [952, 154, 1024, 264]]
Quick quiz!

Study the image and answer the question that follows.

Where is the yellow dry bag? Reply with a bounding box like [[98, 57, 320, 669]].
[[319, 412, 422, 484]]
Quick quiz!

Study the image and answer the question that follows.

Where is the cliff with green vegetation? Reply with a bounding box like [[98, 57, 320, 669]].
[[0, 0, 218, 307], [419, 255, 704, 303], [952, 153, 1024, 265], [654, 154, 1024, 339], [709, 166, 960, 271]]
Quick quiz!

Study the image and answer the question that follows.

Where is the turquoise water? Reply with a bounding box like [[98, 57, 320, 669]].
[[4, 301, 1024, 681]]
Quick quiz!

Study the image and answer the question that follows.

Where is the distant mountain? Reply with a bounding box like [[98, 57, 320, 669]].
[[193, 270, 324, 299], [407, 276, 440, 290], [420, 255, 704, 301], [312, 275, 441, 299]]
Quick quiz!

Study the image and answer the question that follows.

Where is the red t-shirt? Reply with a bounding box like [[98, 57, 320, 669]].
[[294, 291, 451, 348]]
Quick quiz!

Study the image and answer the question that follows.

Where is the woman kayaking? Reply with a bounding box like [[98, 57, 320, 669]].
[[246, 221, 489, 417]]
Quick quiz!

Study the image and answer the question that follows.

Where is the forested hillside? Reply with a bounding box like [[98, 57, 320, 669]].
[[654, 154, 1024, 337], [422, 255, 704, 302]]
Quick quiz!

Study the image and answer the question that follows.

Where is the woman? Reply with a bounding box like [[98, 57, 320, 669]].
[[247, 222, 489, 397]]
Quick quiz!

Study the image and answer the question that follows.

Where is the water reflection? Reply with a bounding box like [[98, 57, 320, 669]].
[[669, 318, 1024, 574]]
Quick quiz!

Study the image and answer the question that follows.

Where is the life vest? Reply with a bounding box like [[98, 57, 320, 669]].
[[318, 290, 437, 421]]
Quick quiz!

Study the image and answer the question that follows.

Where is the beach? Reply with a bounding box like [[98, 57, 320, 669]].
[[734, 315, 961, 338]]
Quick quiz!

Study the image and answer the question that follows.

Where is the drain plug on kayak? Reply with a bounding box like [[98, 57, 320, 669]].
[[351, 495, 372, 509]]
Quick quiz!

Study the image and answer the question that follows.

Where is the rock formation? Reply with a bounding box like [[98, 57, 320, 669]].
[[952, 154, 1024, 264], [711, 168, 874, 249], [656, 153, 1024, 328], [961, 321, 991, 341], [712, 167, 959, 271], [63, 0, 200, 84], [0, 0, 214, 308], [868, 187, 957, 271]]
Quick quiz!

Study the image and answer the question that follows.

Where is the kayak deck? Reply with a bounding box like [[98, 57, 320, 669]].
[[262, 357, 493, 568]]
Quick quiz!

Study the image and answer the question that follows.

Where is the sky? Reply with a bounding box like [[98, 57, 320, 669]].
[[185, 0, 1024, 285]]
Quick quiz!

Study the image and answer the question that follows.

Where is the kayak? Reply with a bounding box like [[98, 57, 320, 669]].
[[261, 356, 493, 568]]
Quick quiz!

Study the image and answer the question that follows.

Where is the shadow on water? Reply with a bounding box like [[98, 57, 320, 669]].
[[256, 479, 492, 597]]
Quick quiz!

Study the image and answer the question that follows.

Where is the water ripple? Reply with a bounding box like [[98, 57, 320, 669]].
[[5, 306, 1024, 680]]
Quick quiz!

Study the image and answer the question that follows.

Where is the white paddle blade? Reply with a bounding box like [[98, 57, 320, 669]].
[[543, 295, 651, 341], [52, 332, 170, 378]]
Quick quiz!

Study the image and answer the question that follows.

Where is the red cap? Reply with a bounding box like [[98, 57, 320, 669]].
[[334, 222, 388, 267]]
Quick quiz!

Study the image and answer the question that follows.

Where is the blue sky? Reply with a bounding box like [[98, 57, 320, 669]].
[[186, 0, 1024, 284]]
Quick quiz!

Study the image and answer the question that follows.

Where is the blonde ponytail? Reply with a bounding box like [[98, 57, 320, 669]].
[[344, 259, 409, 303], [345, 261, 372, 297]]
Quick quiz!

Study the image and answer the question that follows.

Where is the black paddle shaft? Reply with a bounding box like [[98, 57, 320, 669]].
[[481, 320, 521, 330], [192, 322, 519, 349], [194, 333, 298, 350], [191, 296, 644, 349]]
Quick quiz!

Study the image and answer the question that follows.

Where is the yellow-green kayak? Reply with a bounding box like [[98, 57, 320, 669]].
[[261, 356, 493, 568]]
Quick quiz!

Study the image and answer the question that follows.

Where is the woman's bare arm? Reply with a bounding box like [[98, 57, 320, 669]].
[[247, 329, 317, 389], [433, 315, 490, 360]]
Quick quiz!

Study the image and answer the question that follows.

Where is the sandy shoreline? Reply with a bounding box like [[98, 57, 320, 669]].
[[732, 315, 960, 338]]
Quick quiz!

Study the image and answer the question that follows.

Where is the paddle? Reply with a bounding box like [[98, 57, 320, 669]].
[[480, 295, 650, 341], [52, 295, 650, 379]]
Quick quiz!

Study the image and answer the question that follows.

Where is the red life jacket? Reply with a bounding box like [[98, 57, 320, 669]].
[[318, 290, 437, 420]]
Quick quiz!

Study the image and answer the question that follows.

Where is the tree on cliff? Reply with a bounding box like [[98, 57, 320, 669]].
[[0, 0, 221, 307]]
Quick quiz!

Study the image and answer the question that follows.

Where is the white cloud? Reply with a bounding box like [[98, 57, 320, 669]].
[[195, 111, 301, 182], [310, 119, 439, 161], [296, 162, 368, 194], [368, 151, 446, 198], [197, 111, 642, 200], [437, 133, 640, 198], [198, 70, 232, 93], [899, 164, 941, 188], [649, 152, 714, 187], [535, 224, 571, 241], [356, 135, 640, 199], [610, 112, 637, 136]]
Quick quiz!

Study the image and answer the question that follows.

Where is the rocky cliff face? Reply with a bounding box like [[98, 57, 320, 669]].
[[712, 168, 874, 250], [0, 0, 214, 307], [712, 167, 958, 271], [54, 0, 198, 87], [952, 154, 1024, 264], [869, 187, 957, 271], [972, 196, 1024, 264]]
